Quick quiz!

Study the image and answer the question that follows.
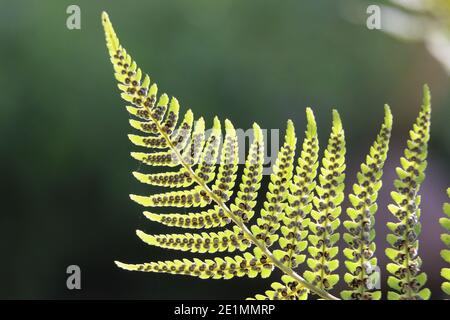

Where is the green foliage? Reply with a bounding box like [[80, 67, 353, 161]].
[[341, 105, 392, 300], [102, 13, 442, 300], [385, 86, 432, 300], [441, 188, 450, 296]]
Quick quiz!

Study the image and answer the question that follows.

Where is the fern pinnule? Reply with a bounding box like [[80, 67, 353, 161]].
[[385, 85, 431, 300], [441, 188, 450, 296], [341, 105, 393, 300], [304, 110, 346, 292]]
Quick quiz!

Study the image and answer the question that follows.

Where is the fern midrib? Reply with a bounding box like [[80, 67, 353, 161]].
[[142, 104, 338, 300], [357, 200, 371, 296], [319, 207, 331, 291]]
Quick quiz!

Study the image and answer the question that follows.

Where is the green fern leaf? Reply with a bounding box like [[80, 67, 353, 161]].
[[304, 110, 346, 292], [341, 105, 392, 300], [441, 188, 450, 296], [102, 13, 343, 297], [385, 85, 431, 300]]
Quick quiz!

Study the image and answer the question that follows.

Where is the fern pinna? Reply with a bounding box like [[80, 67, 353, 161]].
[[341, 105, 392, 300], [102, 12, 443, 300], [385, 86, 431, 300]]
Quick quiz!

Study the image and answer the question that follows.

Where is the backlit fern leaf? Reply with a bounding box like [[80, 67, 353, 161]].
[[341, 105, 393, 300], [102, 12, 273, 280], [102, 12, 442, 301], [247, 109, 319, 300], [304, 110, 346, 292], [441, 188, 450, 296], [102, 13, 348, 294], [385, 85, 431, 300]]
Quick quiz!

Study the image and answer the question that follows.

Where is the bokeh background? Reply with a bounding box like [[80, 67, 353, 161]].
[[0, 0, 448, 299]]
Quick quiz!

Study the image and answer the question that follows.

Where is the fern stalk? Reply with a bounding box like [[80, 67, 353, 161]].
[[102, 12, 339, 300]]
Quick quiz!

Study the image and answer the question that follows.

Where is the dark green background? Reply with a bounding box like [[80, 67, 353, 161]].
[[0, 0, 448, 299]]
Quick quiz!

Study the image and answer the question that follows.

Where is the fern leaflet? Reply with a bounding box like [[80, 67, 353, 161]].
[[341, 105, 392, 300], [385, 85, 431, 300]]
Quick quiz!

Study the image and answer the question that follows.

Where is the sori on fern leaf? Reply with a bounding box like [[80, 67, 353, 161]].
[[101, 12, 446, 300]]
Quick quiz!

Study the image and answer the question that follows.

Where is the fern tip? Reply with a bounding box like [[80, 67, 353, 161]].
[[115, 261, 134, 271], [101, 11, 110, 23], [306, 107, 317, 136], [422, 84, 431, 111], [384, 104, 393, 129], [224, 119, 235, 130], [285, 119, 296, 146], [136, 229, 157, 245], [332, 109, 342, 132], [252, 123, 262, 141]]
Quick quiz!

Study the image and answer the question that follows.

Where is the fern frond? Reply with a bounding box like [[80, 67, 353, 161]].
[[246, 275, 308, 300], [385, 85, 431, 300], [304, 110, 346, 292], [441, 188, 450, 296], [116, 247, 272, 279], [341, 105, 393, 300], [251, 120, 297, 247], [103, 12, 339, 300]]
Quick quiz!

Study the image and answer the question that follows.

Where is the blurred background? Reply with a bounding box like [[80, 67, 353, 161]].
[[0, 0, 448, 299]]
